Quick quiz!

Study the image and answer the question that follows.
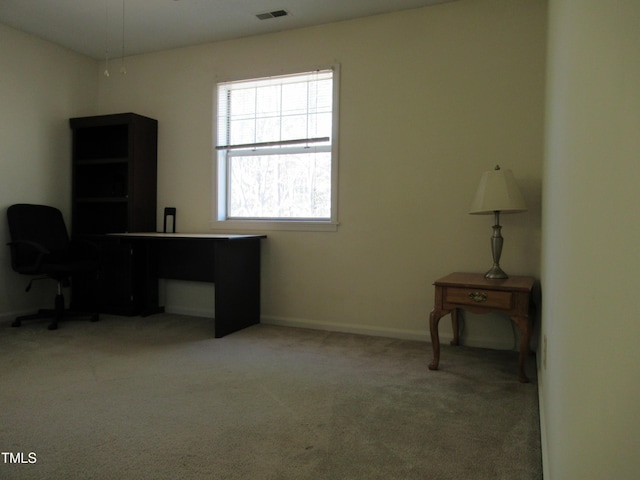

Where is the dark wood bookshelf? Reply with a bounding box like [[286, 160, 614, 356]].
[[69, 113, 158, 315]]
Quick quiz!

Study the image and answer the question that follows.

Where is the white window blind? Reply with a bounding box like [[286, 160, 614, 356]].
[[217, 70, 333, 151]]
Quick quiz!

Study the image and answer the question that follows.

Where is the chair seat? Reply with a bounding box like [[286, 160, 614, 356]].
[[14, 259, 97, 276], [41, 259, 98, 276]]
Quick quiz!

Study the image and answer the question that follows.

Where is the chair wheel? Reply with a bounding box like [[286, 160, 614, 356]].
[[11, 319, 21, 328], [48, 322, 58, 331], [91, 314, 100, 322]]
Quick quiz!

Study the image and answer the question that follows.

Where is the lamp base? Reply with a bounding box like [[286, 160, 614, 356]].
[[485, 212, 508, 279], [485, 265, 508, 279]]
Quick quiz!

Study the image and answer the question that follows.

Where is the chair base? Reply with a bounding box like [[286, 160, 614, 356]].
[[11, 293, 99, 330]]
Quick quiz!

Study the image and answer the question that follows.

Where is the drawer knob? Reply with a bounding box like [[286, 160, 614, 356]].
[[468, 292, 488, 303]]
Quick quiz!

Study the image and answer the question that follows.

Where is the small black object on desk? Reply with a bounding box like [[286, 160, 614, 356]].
[[163, 207, 176, 233]]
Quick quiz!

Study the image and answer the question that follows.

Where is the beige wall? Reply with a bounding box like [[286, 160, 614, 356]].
[[541, 1, 640, 478], [0, 25, 96, 317], [96, 0, 547, 345]]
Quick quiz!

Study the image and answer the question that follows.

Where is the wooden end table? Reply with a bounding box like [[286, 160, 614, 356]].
[[428, 272, 536, 383]]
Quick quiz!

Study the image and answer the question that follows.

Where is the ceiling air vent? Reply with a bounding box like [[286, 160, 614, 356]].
[[256, 9, 289, 20]]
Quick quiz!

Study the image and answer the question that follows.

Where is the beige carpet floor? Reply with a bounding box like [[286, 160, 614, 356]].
[[0, 313, 542, 479]]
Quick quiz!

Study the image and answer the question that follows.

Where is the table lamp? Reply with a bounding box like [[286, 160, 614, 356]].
[[469, 165, 526, 279]]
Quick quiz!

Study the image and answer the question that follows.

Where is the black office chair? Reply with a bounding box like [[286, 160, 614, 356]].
[[6, 204, 100, 330]]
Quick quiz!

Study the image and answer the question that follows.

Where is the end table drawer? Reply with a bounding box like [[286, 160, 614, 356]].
[[445, 287, 512, 309]]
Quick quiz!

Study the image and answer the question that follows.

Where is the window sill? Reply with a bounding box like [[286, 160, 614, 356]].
[[210, 219, 339, 232]]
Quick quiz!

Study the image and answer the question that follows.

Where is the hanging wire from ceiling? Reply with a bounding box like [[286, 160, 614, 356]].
[[103, 0, 110, 76], [120, 0, 127, 74], [104, 0, 127, 77]]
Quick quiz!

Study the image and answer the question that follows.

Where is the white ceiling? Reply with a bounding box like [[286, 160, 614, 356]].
[[0, 0, 456, 60]]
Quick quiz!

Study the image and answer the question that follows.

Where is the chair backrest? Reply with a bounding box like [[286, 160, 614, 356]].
[[7, 204, 71, 270]]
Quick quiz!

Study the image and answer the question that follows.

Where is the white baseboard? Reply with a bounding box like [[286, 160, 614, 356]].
[[459, 335, 517, 351], [537, 363, 549, 479], [163, 306, 214, 319], [163, 308, 433, 342], [159, 308, 521, 349], [4, 305, 518, 351], [261, 315, 434, 342], [263, 316, 525, 351], [163, 307, 440, 342]]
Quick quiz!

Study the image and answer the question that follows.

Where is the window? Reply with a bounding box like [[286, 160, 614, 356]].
[[215, 67, 339, 230]]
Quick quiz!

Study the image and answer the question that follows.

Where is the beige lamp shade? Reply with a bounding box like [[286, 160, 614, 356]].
[[469, 166, 527, 215]]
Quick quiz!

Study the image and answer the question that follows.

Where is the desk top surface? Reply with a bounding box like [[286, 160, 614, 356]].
[[108, 232, 266, 240], [434, 272, 536, 292]]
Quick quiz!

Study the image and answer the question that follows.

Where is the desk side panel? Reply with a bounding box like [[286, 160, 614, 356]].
[[214, 239, 262, 337]]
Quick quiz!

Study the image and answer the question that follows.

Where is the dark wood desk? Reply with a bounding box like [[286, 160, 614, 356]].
[[428, 272, 536, 382], [110, 233, 266, 338]]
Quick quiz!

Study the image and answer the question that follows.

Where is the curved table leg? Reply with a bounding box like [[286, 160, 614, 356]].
[[428, 308, 450, 371], [511, 315, 531, 383]]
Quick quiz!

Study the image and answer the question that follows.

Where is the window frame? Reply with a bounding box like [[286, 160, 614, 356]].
[[212, 65, 340, 232]]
